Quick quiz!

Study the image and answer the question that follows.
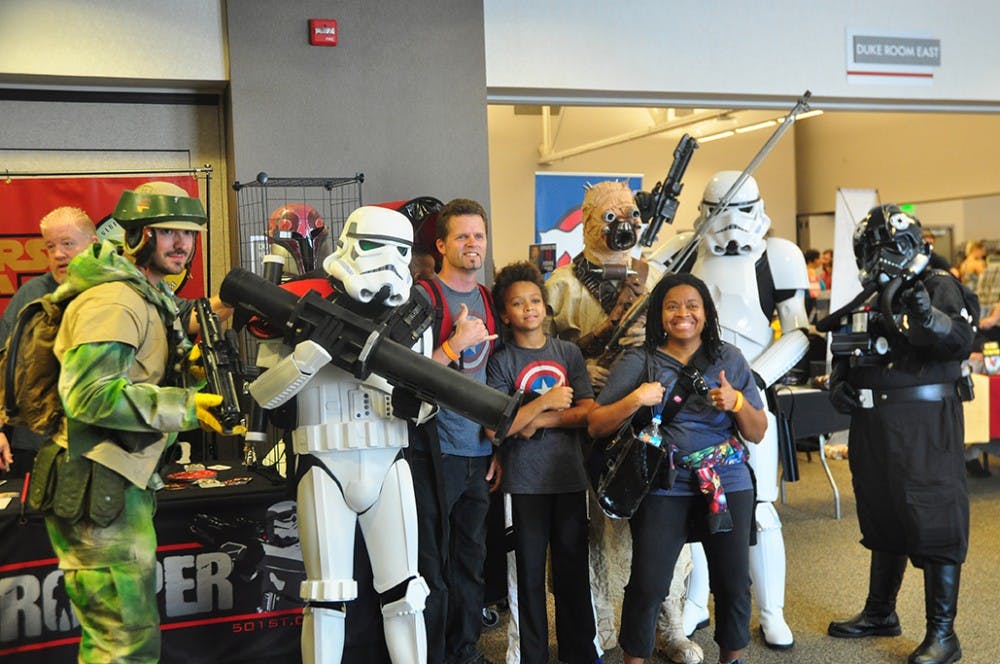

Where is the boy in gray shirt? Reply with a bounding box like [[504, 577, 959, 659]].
[[486, 261, 600, 664]]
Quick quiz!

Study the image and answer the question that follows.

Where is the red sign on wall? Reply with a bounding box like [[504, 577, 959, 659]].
[[0, 175, 205, 317], [308, 19, 338, 46]]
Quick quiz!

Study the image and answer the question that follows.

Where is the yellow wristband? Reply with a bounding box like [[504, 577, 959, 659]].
[[441, 338, 460, 362], [732, 391, 745, 413]]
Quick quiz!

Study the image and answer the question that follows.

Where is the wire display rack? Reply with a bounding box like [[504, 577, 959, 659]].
[[228, 173, 363, 472], [232, 172, 364, 274]]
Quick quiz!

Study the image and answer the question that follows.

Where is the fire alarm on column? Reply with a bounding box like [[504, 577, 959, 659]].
[[309, 19, 338, 46]]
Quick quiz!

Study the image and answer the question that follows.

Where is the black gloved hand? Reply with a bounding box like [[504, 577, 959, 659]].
[[829, 381, 862, 414], [634, 190, 655, 223], [901, 281, 933, 327], [391, 386, 423, 421], [900, 280, 953, 344]]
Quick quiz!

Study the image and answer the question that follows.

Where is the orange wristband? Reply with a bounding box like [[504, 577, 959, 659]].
[[732, 391, 745, 413], [441, 338, 460, 362]]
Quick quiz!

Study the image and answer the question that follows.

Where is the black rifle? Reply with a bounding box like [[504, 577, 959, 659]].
[[194, 298, 246, 432], [595, 290, 652, 368], [220, 268, 522, 440], [638, 133, 699, 247]]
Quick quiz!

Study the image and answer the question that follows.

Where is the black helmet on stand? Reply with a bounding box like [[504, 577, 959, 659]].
[[853, 204, 929, 288]]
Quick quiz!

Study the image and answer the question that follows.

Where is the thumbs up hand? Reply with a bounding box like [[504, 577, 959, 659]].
[[708, 370, 743, 412]]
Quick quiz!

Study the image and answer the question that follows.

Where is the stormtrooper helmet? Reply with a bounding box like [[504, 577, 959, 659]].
[[696, 171, 771, 256], [853, 204, 929, 287], [323, 206, 414, 305], [267, 203, 328, 274]]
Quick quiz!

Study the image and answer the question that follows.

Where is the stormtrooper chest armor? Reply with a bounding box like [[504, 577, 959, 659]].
[[692, 251, 773, 362]]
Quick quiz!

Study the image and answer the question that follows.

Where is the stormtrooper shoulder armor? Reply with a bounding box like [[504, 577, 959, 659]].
[[645, 230, 695, 272], [765, 237, 810, 291]]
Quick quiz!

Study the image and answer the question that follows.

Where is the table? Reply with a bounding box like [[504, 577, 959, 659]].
[[964, 373, 1000, 444], [0, 464, 391, 663], [776, 386, 852, 519]]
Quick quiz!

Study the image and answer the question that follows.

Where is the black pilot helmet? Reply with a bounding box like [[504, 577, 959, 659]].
[[114, 181, 207, 268], [853, 204, 929, 288]]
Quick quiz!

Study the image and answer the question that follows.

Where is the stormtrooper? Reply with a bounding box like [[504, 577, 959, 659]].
[[648, 171, 810, 650], [247, 206, 434, 664]]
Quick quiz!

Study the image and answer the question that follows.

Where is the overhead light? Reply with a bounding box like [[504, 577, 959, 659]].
[[795, 109, 824, 120], [703, 108, 824, 144], [699, 130, 735, 143], [735, 119, 778, 134]]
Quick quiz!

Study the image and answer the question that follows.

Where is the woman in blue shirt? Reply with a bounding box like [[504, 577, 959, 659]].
[[587, 273, 766, 664]]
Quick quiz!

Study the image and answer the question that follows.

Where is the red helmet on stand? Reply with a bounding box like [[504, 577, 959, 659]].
[[267, 202, 328, 274]]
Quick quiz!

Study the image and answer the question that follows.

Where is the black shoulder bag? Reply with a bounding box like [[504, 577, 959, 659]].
[[595, 349, 710, 519]]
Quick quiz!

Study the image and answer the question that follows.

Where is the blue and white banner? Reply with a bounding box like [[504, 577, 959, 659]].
[[534, 172, 642, 268]]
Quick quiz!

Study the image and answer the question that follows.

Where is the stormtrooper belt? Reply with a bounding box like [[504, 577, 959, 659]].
[[856, 382, 959, 408]]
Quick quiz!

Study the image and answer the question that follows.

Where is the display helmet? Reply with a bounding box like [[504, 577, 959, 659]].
[[114, 181, 206, 267], [853, 204, 929, 287], [581, 180, 642, 254], [695, 170, 771, 256], [267, 202, 328, 274], [264, 500, 298, 547], [323, 206, 414, 305]]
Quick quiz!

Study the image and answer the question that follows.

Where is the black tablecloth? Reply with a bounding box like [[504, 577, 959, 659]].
[[776, 386, 852, 439], [0, 464, 390, 663]]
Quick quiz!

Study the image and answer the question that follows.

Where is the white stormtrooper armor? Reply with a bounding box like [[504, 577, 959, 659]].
[[648, 171, 810, 650], [249, 206, 432, 664]]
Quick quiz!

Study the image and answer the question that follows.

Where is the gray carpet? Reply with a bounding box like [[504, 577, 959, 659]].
[[476, 447, 1000, 663]]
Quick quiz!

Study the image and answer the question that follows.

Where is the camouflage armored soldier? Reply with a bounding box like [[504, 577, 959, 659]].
[[31, 182, 227, 662]]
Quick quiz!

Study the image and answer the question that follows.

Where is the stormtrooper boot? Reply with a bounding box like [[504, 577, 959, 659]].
[[749, 517, 794, 649], [301, 604, 346, 664], [682, 543, 711, 637]]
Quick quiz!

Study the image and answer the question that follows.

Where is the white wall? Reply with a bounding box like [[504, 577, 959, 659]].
[[0, 1, 226, 85], [485, 0, 1000, 109]]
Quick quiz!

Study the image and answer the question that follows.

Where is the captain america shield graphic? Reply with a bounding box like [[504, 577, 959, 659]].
[[515, 360, 568, 398]]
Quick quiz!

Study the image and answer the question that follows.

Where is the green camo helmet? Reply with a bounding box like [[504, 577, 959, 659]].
[[115, 181, 206, 264]]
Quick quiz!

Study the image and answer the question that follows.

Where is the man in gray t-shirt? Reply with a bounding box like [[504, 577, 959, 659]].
[[407, 198, 500, 664]]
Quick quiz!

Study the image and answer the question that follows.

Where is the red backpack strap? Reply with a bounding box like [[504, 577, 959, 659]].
[[478, 283, 499, 355], [417, 277, 451, 346]]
